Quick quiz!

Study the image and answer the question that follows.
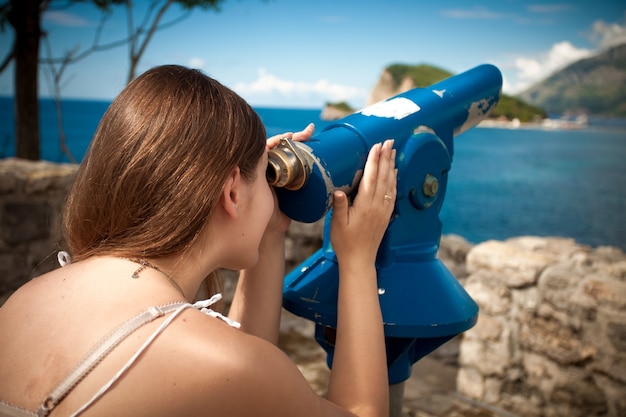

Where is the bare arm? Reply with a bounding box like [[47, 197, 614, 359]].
[[228, 227, 285, 344], [326, 140, 397, 417]]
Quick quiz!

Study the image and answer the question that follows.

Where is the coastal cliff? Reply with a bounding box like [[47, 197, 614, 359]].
[[320, 101, 354, 121], [367, 64, 452, 106]]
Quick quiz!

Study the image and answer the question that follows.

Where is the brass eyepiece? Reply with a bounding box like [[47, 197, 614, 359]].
[[267, 138, 311, 190]]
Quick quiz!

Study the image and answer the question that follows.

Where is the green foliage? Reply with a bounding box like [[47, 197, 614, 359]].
[[77, 0, 224, 11], [490, 95, 547, 122], [175, 0, 226, 11], [88, 0, 128, 11], [0, 2, 11, 32], [325, 101, 354, 112], [386, 63, 453, 89]]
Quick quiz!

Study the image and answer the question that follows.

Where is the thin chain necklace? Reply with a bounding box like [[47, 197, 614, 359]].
[[126, 258, 187, 300]]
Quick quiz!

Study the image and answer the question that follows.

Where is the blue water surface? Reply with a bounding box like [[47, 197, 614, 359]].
[[1, 96, 625, 250], [442, 127, 626, 249]]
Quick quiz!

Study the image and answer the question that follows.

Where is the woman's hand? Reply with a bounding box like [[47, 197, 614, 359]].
[[326, 138, 396, 417], [330, 139, 397, 265], [266, 122, 315, 149], [263, 123, 316, 237]]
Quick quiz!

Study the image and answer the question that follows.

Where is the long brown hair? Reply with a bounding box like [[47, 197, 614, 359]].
[[63, 65, 266, 268]]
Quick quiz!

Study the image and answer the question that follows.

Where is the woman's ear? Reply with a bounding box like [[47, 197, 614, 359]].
[[220, 167, 241, 219]]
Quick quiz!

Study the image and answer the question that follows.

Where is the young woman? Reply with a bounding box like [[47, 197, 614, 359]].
[[0, 65, 397, 417]]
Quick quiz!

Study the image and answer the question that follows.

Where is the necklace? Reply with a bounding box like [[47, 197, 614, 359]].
[[126, 258, 187, 299]]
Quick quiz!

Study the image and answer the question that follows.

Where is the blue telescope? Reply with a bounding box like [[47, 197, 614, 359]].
[[270, 64, 502, 384]]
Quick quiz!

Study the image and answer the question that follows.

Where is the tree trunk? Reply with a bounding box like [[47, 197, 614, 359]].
[[12, 0, 41, 160]]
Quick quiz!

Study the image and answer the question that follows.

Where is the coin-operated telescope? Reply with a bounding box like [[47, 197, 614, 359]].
[[270, 64, 502, 385]]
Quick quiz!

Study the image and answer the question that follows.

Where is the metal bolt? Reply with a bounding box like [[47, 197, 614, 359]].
[[422, 174, 439, 197]]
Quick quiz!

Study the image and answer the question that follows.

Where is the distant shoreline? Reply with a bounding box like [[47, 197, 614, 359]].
[[478, 117, 587, 130], [478, 115, 626, 131]]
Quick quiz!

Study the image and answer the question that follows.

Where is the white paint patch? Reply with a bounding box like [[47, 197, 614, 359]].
[[454, 98, 496, 135], [360, 97, 420, 120], [305, 142, 338, 212], [432, 89, 446, 98]]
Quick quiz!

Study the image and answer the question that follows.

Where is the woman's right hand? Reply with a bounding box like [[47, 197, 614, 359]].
[[324, 138, 396, 417], [330, 139, 397, 265]]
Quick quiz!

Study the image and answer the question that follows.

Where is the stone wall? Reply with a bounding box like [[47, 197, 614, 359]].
[[0, 158, 77, 304], [458, 237, 626, 417], [2, 158, 625, 417]]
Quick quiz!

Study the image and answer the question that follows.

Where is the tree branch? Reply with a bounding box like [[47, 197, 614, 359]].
[[0, 42, 14, 74], [127, 0, 173, 81], [41, 33, 77, 163], [134, 0, 172, 64]]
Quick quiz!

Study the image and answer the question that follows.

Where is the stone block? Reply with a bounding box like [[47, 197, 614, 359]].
[[464, 270, 512, 316], [1, 201, 51, 245], [467, 239, 554, 287], [607, 321, 626, 351], [581, 275, 626, 310], [456, 367, 484, 400], [468, 313, 503, 341], [549, 376, 607, 415], [519, 314, 596, 365]]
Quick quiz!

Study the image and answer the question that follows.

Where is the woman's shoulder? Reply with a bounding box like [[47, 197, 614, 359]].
[[158, 305, 283, 372], [148, 308, 330, 416]]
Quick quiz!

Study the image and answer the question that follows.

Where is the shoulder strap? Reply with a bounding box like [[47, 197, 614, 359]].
[[0, 400, 36, 417], [37, 294, 236, 417], [36, 301, 188, 417]]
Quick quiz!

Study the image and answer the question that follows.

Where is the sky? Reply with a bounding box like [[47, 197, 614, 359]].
[[0, 0, 625, 109]]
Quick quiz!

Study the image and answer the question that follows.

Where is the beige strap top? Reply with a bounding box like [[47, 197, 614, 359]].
[[0, 293, 239, 417]]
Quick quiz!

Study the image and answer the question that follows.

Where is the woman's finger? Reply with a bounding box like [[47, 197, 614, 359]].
[[292, 123, 315, 142], [266, 132, 293, 150], [373, 140, 396, 201], [356, 142, 383, 201]]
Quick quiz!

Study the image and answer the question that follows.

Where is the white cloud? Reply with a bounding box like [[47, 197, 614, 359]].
[[588, 13, 626, 50], [500, 13, 626, 94], [233, 68, 367, 107], [503, 41, 593, 94], [43, 11, 90, 27], [188, 57, 205, 70]]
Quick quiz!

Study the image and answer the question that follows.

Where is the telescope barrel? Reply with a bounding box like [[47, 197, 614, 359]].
[[270, 64, 502, 223]]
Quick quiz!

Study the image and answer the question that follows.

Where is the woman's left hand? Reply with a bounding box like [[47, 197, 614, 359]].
[[263, 123, 316, 237], [266, 122, 315, 149]]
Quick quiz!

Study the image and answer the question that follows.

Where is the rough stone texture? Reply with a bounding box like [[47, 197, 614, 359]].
[[0, 158, 77, 304], [2, 158, 625, 417], [367, 69, 417, 106], [460, 237, 626, 417], [320, 105, 352, 121]]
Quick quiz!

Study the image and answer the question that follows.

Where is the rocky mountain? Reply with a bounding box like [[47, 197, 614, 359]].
[[367, 64, 453, 105], [516, 43, 626, 117], [320, 101, 354, 120]]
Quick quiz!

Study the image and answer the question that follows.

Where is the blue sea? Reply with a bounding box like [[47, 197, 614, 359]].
[[1, 97, 625, 251]]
